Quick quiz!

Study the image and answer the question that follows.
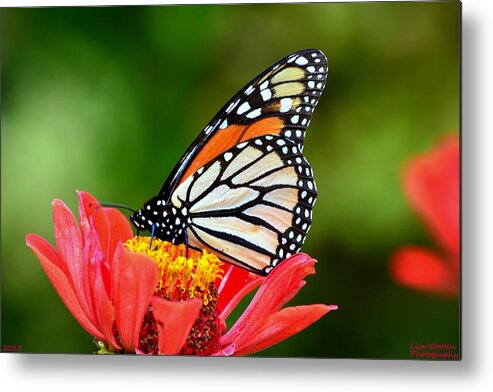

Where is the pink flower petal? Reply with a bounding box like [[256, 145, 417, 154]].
[[232, 304, 335, 356], [91, 253, 121, 351], [77, 191, 111, 262], [218, 264, 248, 296], [52, 200, 83, 284], [403, 136, 459, 256], [217, 265, 264, 318], [212, 344, 236, 357], [220, 253, 316, 351], [52, 199, 94, 321], [389, 246, 458, 296], [80, 222, 121, 350], [151, 297, 202, 355], [26, 234, 103, 340], [112, 244, 158, 353], [26, 233, 66, 272], [104, 207, 134, 266], [218, 274, 263, 322]]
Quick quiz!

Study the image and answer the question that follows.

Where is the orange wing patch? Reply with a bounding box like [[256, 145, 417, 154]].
[[179, 117, 284, 185], [241, 117, 284, 140]]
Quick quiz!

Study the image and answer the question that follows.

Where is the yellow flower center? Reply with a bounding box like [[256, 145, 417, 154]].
[[124, 236, 223, 305], [123, 236, 226, 355]]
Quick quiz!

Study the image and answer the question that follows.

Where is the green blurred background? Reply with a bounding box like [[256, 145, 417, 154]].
[[1, 2, 460, 358]]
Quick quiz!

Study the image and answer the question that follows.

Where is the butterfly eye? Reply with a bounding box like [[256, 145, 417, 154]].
[[131, 211, 147, 226]]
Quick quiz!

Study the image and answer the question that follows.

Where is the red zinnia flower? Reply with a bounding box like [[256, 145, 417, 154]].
[[27, 191, 337, 355], [389, 135, 459, 297]]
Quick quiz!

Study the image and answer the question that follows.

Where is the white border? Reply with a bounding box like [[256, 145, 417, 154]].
[[0, 0, 451, 6], [2, 0, 493, 391]]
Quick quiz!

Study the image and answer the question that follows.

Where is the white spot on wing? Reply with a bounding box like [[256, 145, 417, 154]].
[[246, 108, 261, 119], [279, 97, 292, 113], [295, 56, 308, 65], [287, 55, 298, 63], [226, 99, 240, 114], [219, 119, 228, 129], [261, 89, 272, 101], [237, 102, 251, 115]]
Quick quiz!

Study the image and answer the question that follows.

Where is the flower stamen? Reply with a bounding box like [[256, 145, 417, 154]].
[[124, 236, 223, 302]]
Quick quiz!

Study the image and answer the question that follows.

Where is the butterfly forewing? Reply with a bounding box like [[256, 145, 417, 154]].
[[170, 135, 317, 275], [160, 49, 328, 199]]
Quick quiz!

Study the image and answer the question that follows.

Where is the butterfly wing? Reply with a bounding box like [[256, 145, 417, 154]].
[[169, 134, 317, 275], [159, 49, 328, 202]]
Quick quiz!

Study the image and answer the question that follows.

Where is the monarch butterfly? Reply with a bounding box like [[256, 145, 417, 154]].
[[130, 49, 328, 275]]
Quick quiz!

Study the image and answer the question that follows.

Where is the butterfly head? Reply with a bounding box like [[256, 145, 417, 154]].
[[130, 198, 188, 245]]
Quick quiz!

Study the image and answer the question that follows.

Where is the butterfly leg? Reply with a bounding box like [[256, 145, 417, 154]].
[[149, 224, 156, 250], [184, 229, 189, 258]]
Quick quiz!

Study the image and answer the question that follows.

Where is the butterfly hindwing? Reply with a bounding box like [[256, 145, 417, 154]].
[[160, 49, 328, 200], [169, 134, 317, 275]]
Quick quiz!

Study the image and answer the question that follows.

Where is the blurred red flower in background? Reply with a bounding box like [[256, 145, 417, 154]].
[[27, 191, 337, 355], [389, 135, 459, 297]]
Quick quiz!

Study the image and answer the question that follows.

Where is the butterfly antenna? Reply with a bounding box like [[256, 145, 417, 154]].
[[98, 201, 136, 214]]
